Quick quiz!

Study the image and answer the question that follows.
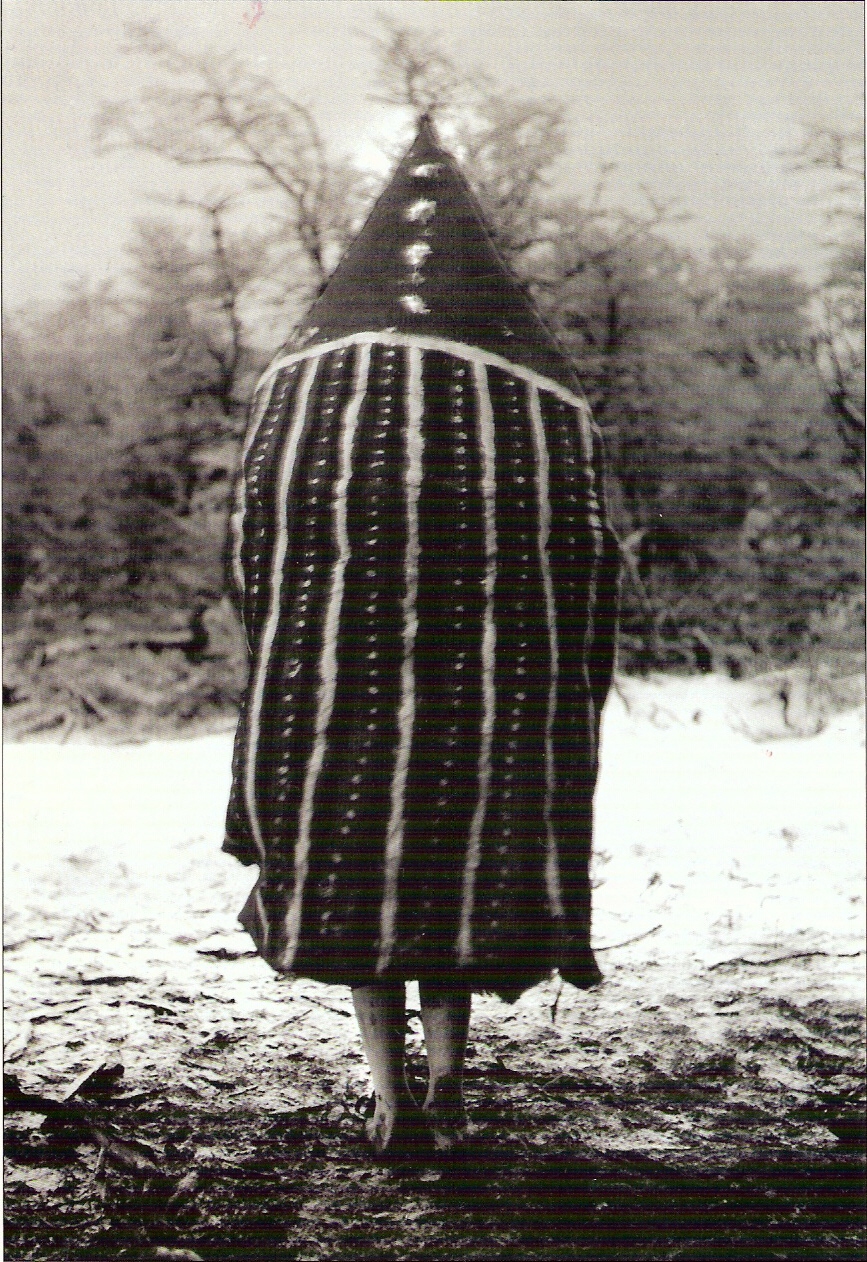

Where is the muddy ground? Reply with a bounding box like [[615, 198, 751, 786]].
[[4, 673, 866, 1260]]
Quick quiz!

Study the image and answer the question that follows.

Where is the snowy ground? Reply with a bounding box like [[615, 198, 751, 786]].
[[4, 673, 866, 1261]]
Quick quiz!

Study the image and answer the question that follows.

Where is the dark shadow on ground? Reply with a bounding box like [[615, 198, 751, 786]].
[[5, 1091, 865, 1262]]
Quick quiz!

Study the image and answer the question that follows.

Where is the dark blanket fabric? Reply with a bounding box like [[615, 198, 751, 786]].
[[225, 336, 620, 1003]]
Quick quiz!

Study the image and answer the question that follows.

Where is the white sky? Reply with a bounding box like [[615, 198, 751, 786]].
[[2, 0, 864, 312]]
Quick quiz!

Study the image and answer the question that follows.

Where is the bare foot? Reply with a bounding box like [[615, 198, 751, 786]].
[[423, 1074, 469, 1153], [364, 1096, 430, 1160]]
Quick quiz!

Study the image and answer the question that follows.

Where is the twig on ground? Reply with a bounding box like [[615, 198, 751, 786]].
[[93, 1145, 108, 1202], [550, 977, 564, 1024], [76, 975, 143, 986], [260, 1009, 312, 1032], [4, 935, 55, 950], [166, 1170, 202, 1210], [596, 924, 663, 951], [63, 683, 111, 722], [298, 993, 353, 1017], [62, 1060, 125, 1102], [150, 1246, 205, 1260], [708, 949, 865, 971], [25, 1001, 89, 1023], [5, 707, 70, 737], [128, 998, 181, 1016]]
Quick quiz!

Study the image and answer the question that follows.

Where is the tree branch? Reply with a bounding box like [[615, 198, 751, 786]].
[[752, 449, 841, 505]]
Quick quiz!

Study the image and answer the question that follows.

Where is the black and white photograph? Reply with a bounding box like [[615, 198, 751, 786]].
[[3, 2, 865, 1259]]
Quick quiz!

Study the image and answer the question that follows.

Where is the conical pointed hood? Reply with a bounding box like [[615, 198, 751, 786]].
[[293, 115, 582, 396]]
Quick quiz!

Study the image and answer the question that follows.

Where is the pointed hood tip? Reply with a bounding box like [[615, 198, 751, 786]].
[[412, 109, 443, 151], [292, 115, 585, 398]]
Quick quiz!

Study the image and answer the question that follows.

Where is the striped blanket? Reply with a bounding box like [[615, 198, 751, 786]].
[[224, 121, 619, 1003]]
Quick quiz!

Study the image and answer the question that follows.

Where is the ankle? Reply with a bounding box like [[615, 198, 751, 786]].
[[423, 1072, 464, 1112], [373, 1083, 416, 1112]]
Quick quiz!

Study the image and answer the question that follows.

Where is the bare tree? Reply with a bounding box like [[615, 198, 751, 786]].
[[94, 22, 367, 301], [363, 14, 567, 260], [128, 196, 266, 420], [363, 14, 481, 118], [51, 16, 857, 674]]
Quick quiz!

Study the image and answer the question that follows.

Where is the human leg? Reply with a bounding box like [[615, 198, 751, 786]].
[[351, 982, 424, 1156], [418, 984, 472, 1151]]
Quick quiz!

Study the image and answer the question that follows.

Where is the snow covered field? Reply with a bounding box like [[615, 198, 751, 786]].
[[4, 672, 865, 1261], [6, 672, 864, 987]]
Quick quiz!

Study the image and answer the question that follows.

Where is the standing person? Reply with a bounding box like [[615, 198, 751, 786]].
[[224, 116, 620, 1159]]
